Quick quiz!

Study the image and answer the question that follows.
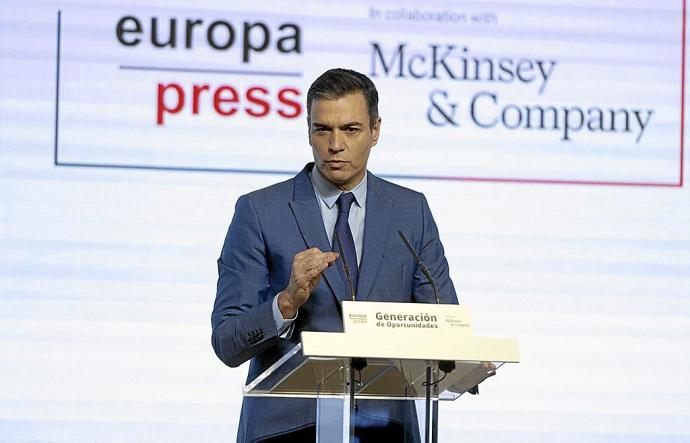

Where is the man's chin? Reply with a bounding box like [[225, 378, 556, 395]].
[[330, 176, 356, 190], [326, 174, 349, 186], [318, 167, 347, 182], [316, 164, 363, 190]]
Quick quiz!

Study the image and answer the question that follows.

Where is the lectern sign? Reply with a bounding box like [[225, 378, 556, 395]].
[[302, 300, 519, 363], [343, 301, 472, 337]]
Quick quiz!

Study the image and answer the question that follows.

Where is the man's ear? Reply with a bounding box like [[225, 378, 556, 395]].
[[371, 117, 382, 146], [307, 117, 312, 144]]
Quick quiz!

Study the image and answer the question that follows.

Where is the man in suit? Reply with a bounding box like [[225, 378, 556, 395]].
[[212, 68, 458, 442]]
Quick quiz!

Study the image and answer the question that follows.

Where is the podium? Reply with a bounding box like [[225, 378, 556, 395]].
[[244, 301, 519, 442]]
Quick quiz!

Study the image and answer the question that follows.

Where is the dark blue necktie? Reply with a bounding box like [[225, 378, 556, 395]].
[[333, 192, 358, 295]]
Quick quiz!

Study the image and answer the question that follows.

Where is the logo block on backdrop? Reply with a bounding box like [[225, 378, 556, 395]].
[[53, 3, 686, 186]]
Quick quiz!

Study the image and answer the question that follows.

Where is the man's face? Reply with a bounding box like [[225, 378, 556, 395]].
[[309, 92, 381, 191]]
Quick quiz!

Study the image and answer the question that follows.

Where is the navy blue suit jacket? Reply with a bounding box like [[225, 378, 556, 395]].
[[212, 164, 458, 442]]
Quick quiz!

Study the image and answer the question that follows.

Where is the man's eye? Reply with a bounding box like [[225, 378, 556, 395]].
[[345, 127, 359, 134]]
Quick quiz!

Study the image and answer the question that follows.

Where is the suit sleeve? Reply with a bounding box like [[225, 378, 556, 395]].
[[413, 194, 459, 305], [211, 195, 282, 368]]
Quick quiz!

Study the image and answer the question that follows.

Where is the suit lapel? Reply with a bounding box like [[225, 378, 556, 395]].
[[288, 165, 347, 301], [357, 173, 393, 300]]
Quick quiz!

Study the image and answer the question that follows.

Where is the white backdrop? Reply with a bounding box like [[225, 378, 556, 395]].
[[1, 0, 689, 442]]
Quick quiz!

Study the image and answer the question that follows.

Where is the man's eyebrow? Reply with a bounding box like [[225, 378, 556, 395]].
[[311, 121, 364, 129]]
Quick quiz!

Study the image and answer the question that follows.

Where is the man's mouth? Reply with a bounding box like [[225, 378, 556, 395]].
[[326, 160, 347, 168]]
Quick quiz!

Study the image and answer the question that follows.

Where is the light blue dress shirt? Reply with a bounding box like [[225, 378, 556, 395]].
[[271, 166, 368, 335]]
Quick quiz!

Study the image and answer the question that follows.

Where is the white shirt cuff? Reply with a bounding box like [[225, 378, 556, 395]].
[[272, 292, 297, 338]]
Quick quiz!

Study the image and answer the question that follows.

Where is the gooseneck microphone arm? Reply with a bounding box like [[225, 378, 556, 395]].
[[398, 230, 440, 304], [398, 230, 455, 372], [334, 231, 367, 411]]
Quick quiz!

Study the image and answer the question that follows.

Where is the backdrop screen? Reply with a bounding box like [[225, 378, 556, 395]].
[[1, 0, 688, 442]]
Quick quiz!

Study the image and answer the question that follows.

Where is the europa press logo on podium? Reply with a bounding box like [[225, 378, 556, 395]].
[[347, 313, 368, 325]]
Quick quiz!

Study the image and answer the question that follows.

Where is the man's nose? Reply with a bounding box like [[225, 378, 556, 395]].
[[329, 130, 344, 152]]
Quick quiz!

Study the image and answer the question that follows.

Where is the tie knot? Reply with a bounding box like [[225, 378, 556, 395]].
[[336, 192, 356, 215]]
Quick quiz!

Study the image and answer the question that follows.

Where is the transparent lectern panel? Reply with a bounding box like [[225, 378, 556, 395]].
[[244, 343, 504, 401], [316, 396, 347, 443], [242, 343, 319, 397]]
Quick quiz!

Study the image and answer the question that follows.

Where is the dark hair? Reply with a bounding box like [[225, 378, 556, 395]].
[[306, 68, 379, 129]]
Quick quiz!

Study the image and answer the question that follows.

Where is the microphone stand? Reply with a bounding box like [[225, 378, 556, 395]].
[[398, 230, 456, 443], [334, 233, 365, 443]]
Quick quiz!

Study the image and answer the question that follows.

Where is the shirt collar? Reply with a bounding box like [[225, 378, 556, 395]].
[[310, 164, 368, 209]]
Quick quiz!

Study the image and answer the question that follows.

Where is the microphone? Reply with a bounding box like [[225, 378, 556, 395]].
[[334, 232, 367, 373], [398, 230, 455, 375], [397, 231, 440, 304]]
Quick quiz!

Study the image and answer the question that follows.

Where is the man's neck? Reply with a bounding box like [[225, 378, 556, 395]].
[[310, 164, 368, 209], [311, 165, 366, 193]]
